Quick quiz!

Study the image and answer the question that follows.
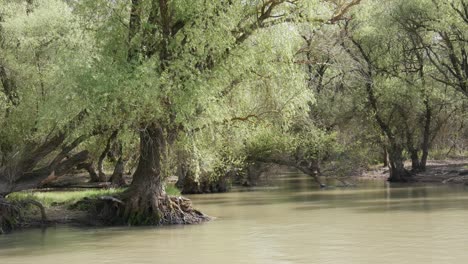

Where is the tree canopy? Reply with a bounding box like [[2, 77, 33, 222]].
[[0, 0, 466, 227]]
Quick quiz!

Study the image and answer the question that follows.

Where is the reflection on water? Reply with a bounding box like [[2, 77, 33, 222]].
[[2, 174, 468, 264]]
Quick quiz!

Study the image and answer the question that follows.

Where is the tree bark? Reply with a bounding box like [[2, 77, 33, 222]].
[[109, 157, 126, 187], [121, 124, 166, 224], [387, 146, 410, 182], [77, 162, 100, 183], [0, 120, 89, 196], [409, 149, 421, 172], [420, 98, 431, 171], [383, 146, 389, 167], [401, 109, 421, 172], [96, 130, 118, 182], [94, 123, 209, 225]]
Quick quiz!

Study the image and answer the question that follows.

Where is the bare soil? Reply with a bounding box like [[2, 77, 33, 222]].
[[359, 159, 468, 184]]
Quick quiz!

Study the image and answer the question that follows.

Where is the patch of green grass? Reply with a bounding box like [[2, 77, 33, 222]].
[[7, 189, 125, 207], [6, 184, 181, 208], [166, 184, 181, 196]]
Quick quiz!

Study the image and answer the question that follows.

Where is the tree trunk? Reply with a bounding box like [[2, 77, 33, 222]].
[[93, 123, 209, 225], [176, 162, 202, 194], [96, 130, 118, 182], [420, 98, 431, 171], [410, 149, 421, 172], [108, 141, 127, 187], [122, 124, 165, 224], [420, 148, 429, 171], [387, 147, 410, 182], [109, 157, 127, 187], [1, 150, 91, 196], [383, 146, 388, 167], [77, 162, 100, 182]]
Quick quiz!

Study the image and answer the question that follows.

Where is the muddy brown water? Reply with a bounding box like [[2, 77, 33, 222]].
[[2, 172, 468, 264]]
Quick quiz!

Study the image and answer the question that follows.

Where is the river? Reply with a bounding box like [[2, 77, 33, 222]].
[[2, 172, 468, 264]]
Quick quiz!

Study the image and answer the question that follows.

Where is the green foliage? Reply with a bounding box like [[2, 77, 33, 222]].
[[0, 0, 96, 160], [1, 0, 465, 199]]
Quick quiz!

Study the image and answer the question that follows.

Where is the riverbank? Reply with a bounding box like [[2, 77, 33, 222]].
[[3, 185, 185, 232], [4, 159, 467, 233], [4, 173, 468, 264], [359, 159, 468, 184]]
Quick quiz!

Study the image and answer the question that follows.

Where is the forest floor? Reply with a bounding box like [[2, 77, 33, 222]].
[[359, 159, 468, 184]]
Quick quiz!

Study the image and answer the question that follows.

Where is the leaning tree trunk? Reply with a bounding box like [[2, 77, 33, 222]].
[[76, 162, 100, 183], [108, 141, 127, 187]]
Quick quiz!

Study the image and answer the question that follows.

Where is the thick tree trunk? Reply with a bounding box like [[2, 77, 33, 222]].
[[176, 162, 201, 194], [94, 124, 208, 225], [122, 124, 165, 224], [387, 147, 410, 182]]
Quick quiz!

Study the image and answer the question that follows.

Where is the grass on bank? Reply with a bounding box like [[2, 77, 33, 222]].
[[7, 184, 181, 208]]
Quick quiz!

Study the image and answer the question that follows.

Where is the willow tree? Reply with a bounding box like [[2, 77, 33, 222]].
[[0, 0, 102, 233], [0, 0, 98, 196], [67, 0, 318, 224], [389, 0, 467, 171], [0, 0, 369, 227], [338, 0, 467, 181], [421, 0, 468, 97], [76, 0, 367, 223]]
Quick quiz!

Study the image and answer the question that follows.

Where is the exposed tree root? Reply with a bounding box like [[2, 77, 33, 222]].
[[86, 194, 211, 226], [0, 197, 20, 234], [387, 169, 415, 182], [442, 176, 468, 184], [0, 197, 47, 234], [19, 199, 47, 222]]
